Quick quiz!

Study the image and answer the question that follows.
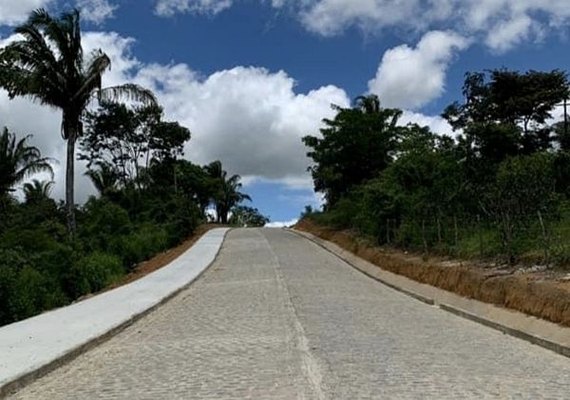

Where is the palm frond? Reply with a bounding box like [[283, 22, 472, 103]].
[[73, 51, 110, 101], [98, 83, 157, 106]]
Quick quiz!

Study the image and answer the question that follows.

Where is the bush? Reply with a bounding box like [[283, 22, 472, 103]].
[[0, 249, 68, 326], [112, 226, 169, 269], [67, 252, 124, 297], [79, 198, 132, 252]]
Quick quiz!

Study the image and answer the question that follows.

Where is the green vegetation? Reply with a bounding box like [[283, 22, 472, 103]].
[[0, 9, 156, 234], [303, 70, 570, 267], [0, 9, 267, 327]]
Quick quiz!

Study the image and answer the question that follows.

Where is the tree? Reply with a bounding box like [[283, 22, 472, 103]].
[[23, 179, 54, 204], [85, 161, 119, 198], [0, 128, 53, 199], [444, 69, 568, 131], [229, 206, 270, 227], [481, 153, 559, 263], [443, 69, 569, 158], [204, 161, 251, 224], [172, 160, 215, 216], [0, 9, 156, 234], [303, 95, 402, 207], [81, 102, 190, 189]]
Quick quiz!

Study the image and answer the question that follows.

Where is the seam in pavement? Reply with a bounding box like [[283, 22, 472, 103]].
[[0, 229, 231, 399], [289, 229, 570, 360], [260, 230, 326, 400]]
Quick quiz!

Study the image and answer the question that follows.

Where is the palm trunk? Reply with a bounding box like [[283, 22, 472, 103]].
[[66, 133, 77, 235]]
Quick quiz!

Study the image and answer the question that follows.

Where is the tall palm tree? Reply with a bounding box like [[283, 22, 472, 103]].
[[0, 128, 53, 198], [0, 9, 156, 234], [23, 179, 54, 204], [204, 161, 250, 224]]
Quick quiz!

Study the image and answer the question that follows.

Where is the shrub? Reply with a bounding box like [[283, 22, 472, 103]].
[[79, 198, 132, 252], [0, 249, 67, 326], [67, 252, 124, 297], [112, 226, 169, 270]]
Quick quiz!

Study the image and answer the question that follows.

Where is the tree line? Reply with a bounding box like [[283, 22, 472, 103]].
[[0, 9, 268, 326], [303, 70, 570, 265]]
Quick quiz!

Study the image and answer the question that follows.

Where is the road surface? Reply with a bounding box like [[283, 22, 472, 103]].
[[7, 229, 570, 399]]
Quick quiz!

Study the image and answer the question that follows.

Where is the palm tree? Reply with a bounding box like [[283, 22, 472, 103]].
[[218, 174, 251, 224], [355, 94, 381, 114], [23, 179, 54, 204], [85, 161, 119, 198], [0, 9, 156, 234], [0, 127, 53, 198], [204, 161, 251, 224]]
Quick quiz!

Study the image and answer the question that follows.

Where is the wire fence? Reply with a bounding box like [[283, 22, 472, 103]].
[[378, 211, 570, 266]]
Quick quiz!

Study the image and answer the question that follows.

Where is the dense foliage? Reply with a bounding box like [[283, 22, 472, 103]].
[[304, 70, 570, 266], [0, 9, 156, 234], [0, 9, 265, 327]]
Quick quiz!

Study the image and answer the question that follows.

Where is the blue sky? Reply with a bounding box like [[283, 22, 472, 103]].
[[1, 0, 569, 225]]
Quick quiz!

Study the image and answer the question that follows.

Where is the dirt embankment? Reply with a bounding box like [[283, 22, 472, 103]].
[[295, 219, 570, 327]]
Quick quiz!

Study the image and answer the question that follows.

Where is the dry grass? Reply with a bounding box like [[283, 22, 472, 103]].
[[296, 219, 570, 327]]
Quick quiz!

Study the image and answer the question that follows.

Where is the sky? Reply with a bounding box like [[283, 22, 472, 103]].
[[0, 0, 569, 226]]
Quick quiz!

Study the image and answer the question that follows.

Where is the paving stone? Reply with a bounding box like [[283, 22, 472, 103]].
[[6, 228, 570, 399]]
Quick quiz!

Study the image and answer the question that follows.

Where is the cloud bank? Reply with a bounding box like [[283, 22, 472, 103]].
[[0, 30, 350, 202]]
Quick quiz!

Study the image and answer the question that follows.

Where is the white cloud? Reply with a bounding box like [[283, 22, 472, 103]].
[[484, 13, 538, 53], [265, 219, 298, 228], [400, 111, 455, 137], [299, 0, 425, 37], [154, 0, 233, 16], [151, 0, 570, 52], [133, 63, 349, 182], [368, 31, 469, 110], [76, 0, 118, 24], [0, 30, 350, 203], [298, 0, 570, 51], [0, 0, 52, 25]]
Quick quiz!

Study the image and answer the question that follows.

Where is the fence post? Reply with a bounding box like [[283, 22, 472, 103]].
[[422, 219, 428, 255], [454, 215, 459, 248], [537, 210, 550, 266], [477, 214, 483, 258]]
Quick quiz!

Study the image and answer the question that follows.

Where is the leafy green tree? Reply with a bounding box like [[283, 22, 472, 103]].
[[0, 128, 53, 199], [81, 102, 190, 189], [443, 69, 569, 157], [229, 206, 270, 227], [444, 69, 568, 131], [0, 9, 156, 233], [481, 153, 559, 263], [553, 121, 570, 152], [303, 95, 402, 207], [172, 160, 215, 215]]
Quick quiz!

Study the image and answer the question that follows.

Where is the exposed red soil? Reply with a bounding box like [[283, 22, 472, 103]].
[[295, 219, 570, 327]]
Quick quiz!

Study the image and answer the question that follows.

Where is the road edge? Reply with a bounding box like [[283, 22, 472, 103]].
[[290, 228, 570, 359], [0, 228, 231, 399]]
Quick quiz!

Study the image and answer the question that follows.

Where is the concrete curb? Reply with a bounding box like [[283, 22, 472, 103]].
[[0, 228, 230, 398], [290, 229, 570, 359]]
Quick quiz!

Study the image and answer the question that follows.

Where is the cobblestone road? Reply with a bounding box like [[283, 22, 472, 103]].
[[7, 229, 570, 399]]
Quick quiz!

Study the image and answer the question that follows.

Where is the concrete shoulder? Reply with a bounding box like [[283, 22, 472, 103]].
[[291, 229, 570, 359], [0, 228, 230, 397]]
